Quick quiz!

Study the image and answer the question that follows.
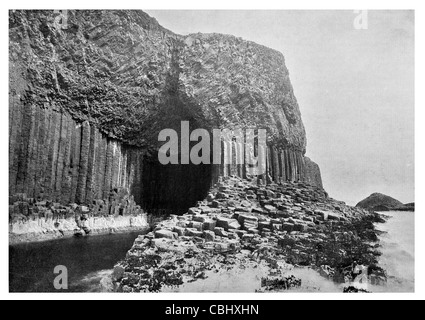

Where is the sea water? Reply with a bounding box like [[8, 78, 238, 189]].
[[9, 211, 414, 292]]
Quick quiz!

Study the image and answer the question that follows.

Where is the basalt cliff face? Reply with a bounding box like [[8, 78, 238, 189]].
[[9, 10, 323, 237]]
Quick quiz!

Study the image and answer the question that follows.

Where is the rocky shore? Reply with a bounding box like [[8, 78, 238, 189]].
[[112, 176, 386, 293], [9, 189, 149, 245]]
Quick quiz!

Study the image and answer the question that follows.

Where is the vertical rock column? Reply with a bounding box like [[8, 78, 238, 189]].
[[84, 125, 97, 204], [272, 147, 280, 183], [96, 135, 107, 200], [223, 140, 230, 177], [69, 122, 82, 203], [280, 150, 287, 182], [60, 114, 73, 203], [53, 113, 67, 201], [9, 96, 22, 195], [76, 121, 91, 204], [9, 105, 146, 206], [25, 105, 38, 198], [103, 139, 114, 199]]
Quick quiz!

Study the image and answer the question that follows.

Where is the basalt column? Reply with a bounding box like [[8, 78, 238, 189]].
[[8, 104, 145, 206]]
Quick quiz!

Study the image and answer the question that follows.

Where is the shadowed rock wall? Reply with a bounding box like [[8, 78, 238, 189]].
[[9, 103, 144, 204]]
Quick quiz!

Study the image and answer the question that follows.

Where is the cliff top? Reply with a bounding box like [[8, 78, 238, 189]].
[[9, 10, 306, 153]]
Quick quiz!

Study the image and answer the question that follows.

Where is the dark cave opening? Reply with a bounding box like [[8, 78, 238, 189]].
[[141, 157, 213, 215]]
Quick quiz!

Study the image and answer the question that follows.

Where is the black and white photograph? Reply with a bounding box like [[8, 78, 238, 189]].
[[3, 0, 423, 303]]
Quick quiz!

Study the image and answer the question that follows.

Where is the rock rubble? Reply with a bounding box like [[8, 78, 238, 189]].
[[113, 176, 386, 292]]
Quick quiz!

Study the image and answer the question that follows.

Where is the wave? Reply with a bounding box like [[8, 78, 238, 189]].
[[71, 269, 115, 292]]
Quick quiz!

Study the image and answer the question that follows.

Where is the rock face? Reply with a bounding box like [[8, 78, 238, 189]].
[[9, 106, 144, 205], [9, 187, 149, 244], [9, 10, 323, 217], [355, 193, 410, 211], [304, 157, 323, 189]]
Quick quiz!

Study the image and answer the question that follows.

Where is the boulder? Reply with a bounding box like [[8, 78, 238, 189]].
[[216, 217, 239, 230], [74, 229, 85, 237], [227, 231, 240, 240], [134, 235, 146, 245], [202, 219, 217, 231], [238, 215, 258, 230], [264, 205, 277, 213], [80, 206, 90, 213], [155, 229, 177, 240], [235, 229, 248, 238], [272, 224, 282, 231], [214, 227, 228, 237], [242, 233, 256, 242], [235, 206, 250, 213], [241, 200, 252, 208], [327, 212, 341, 221], [185, 228, 203, 238], [190, 221, 204, 231], [213, 242, 230, 253], [247, 228, 260, 235], [282, 222, 295, 232], [112, 264, 126, 281], [203, 230, 215, 242], [258, 221, 271, 231], [315, 210, 329, 221], [293, 223, 307, 232], [278, 237, 296, 247], [192, 215, 208, 223], [211, 200, 220, 208], [200, 207, 213, 214], [188, 207, 201, 215], [227, 239, 241, 252], [276, 211, 289, 218], [252, 207, 265, 214], [172, 226, 185, 237], [228, 219, 241, 230], [177, 221, 189, 228]]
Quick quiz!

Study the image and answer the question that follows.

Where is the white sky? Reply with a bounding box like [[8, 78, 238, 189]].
[[146, 10, 415, 205]]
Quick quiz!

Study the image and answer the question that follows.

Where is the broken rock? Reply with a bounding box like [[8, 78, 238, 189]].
[[155, 229, 178, 240]]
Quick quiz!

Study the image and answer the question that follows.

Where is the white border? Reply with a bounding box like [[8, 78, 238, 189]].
[[1, 0, 423, 300]]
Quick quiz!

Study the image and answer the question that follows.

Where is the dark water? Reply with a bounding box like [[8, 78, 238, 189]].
[[9, 231, 146, 292]]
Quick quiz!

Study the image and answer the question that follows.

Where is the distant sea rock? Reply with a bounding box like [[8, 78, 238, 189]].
[[356, 193, 414, 212]]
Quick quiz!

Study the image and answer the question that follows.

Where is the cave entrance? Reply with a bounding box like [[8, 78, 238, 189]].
[[139, 77, 217, 215], [141, 157, 213, 215]]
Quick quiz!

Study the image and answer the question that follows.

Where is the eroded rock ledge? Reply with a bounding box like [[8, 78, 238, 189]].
[[9, 188, 149, 245], [113, 176, 386, 293]]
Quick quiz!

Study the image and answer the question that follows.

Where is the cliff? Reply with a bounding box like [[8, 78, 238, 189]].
[[9, 10, 323, 219]]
